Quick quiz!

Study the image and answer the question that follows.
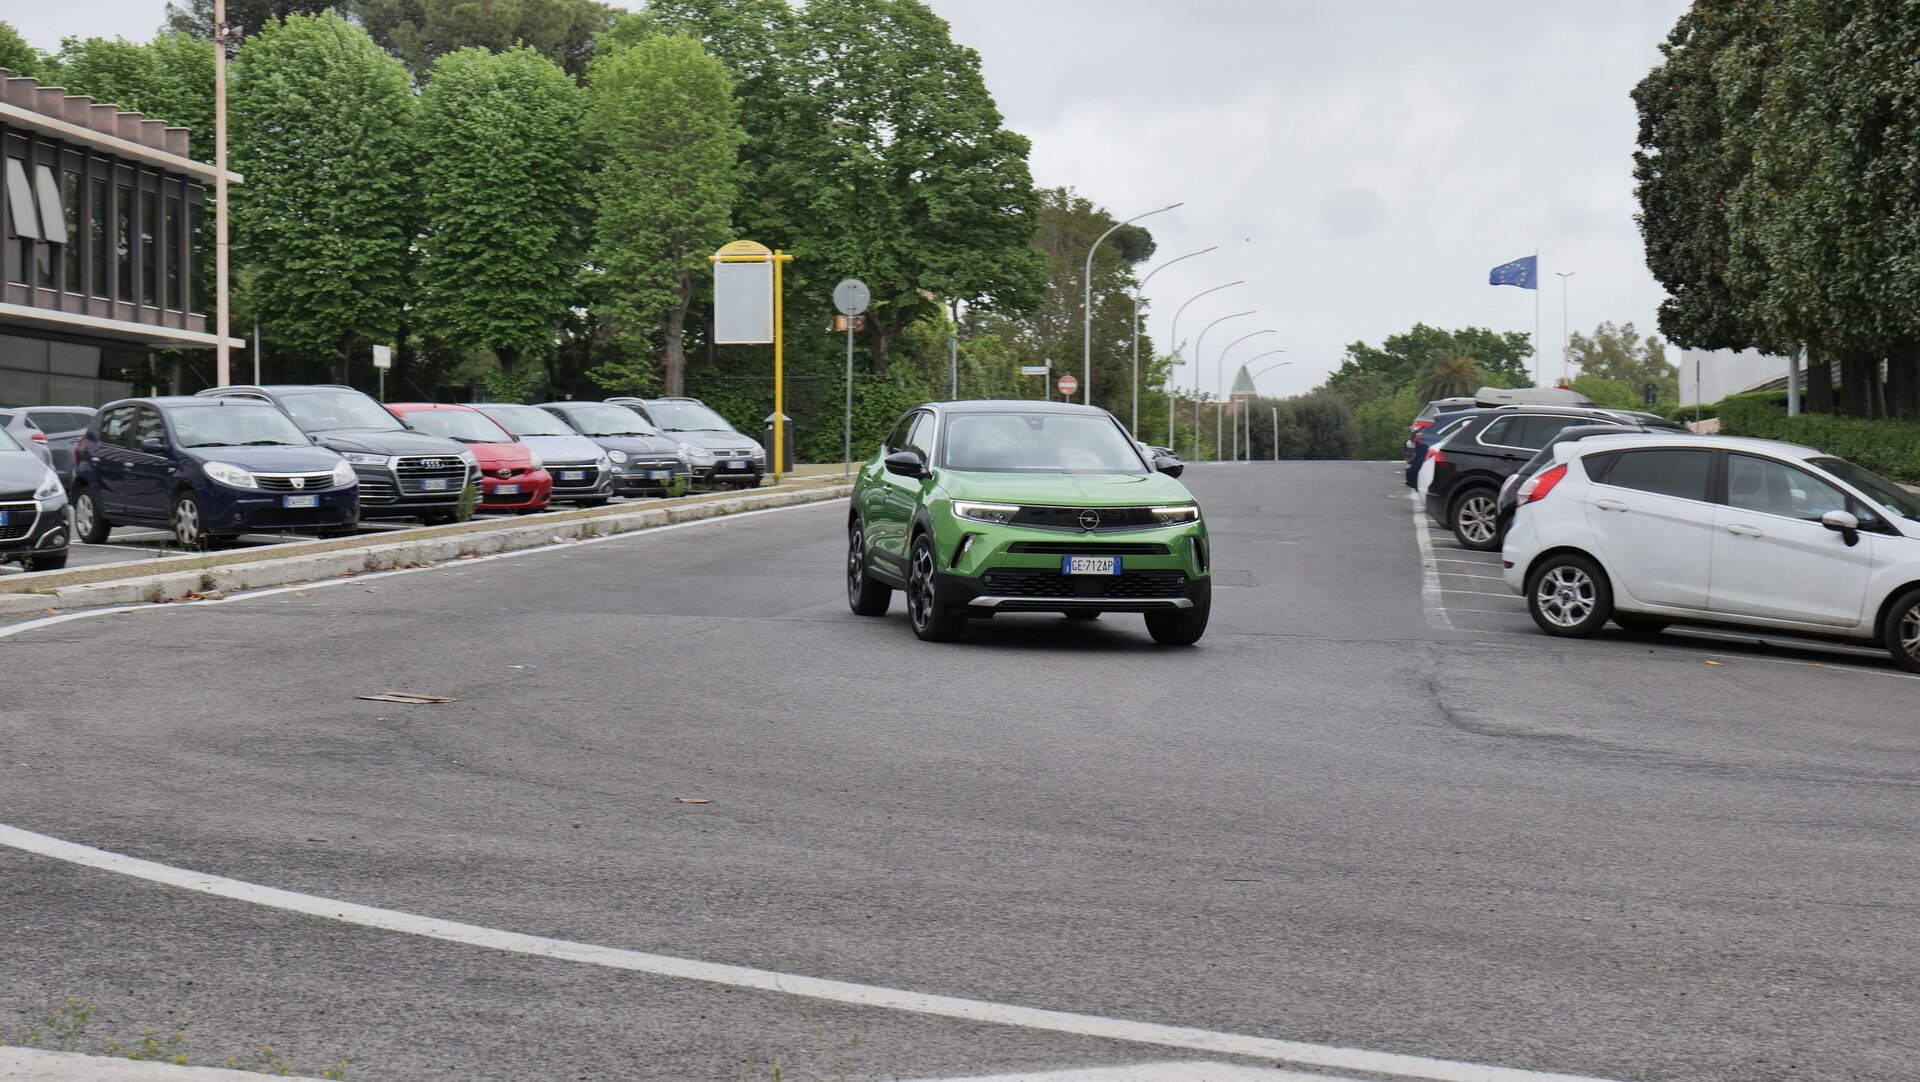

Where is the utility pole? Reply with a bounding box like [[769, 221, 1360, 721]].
[[213, 0, 231, 387], [1555, 271, 1576, 387]]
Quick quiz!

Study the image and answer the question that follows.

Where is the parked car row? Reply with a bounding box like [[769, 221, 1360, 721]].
[[1500, 430, 1920, 672], [0, 385, 769, 569]]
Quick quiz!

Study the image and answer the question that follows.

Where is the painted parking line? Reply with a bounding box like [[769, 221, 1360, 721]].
[[901, 1062, 1336, 1081], [0, 823, 1630, 1082]]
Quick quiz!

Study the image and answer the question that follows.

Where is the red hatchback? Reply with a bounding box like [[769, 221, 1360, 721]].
[[385, 403, 552, 513]]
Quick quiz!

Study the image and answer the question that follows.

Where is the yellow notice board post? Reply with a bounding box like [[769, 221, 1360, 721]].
[[710, 241, 794, 480]]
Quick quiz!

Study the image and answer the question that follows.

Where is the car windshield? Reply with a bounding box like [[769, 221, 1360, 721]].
[[171, 405, 312, 448], [1810, 456, 1920, 522], [278, 390, 404, 433], [940, 412, 1148, 474], [647, 401, 735, 433], [568, 405, 660, 437], [478, 405, 574, 437], [402, 409, 513, 443]]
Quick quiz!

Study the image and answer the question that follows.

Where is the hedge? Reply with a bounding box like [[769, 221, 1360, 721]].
[[1716, 391, 1920, 482]]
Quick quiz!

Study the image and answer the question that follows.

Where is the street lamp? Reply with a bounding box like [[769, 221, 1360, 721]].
[[1084, 202, 1183, 406], [1165, 281, 1244, 447], [1215, 330, 1275, 461], [1244, 355, 1289, 460], [1131, 246, 1216, 435], [1556, 270, 1575, 387], [1190, 310, 1254, 460]]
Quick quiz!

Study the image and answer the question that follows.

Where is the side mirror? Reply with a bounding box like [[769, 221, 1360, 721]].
[[140, 437, 166, 453], [1822, 509, 1861, 547], [883, 449, 928, 478], [1154, 454, 1185, 479]]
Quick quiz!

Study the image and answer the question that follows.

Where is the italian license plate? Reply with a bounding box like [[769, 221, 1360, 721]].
[[1063, 555, 1120, 575], [559, 470, 585, 481], [282, 495, 318, 509], [422, 478, 450, 491], [495, 484, 520, 495], [646, 470, 672, 480], [725, 460, 746, 470]]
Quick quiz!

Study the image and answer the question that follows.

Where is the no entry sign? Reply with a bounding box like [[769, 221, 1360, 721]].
[[1057, 374, 1078, 397]]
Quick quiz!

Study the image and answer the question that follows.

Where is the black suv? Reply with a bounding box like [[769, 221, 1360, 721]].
[[1422, 407, 1668, 550], [198, 385, 476, 522]]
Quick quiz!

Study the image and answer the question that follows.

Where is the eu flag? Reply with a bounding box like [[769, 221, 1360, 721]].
[[1489, 255, 1537, 289]]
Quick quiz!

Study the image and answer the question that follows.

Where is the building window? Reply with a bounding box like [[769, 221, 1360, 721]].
[[5, 158, 38, 241], [164, 195, 182, 311], [116, 184, 132, 301], [32, 164, 66, 242], [90, 177, 108, 296], [140, 189, 157, 306], [188, 200, 205, 314], [62, 171, 80, 293]]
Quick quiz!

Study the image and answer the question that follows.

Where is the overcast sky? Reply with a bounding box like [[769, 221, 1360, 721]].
[[15, 1, 1690, 400]]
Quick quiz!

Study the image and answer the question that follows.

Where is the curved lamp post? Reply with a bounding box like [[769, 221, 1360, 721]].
[[1244, 355, 1289, 460], [1085, 202, 1182, 406], [1190, 311, 1254, 460], [1131, 246, 1215, 435], [1165, 281, 1243, 447], [1215, 330, 1275, 460]]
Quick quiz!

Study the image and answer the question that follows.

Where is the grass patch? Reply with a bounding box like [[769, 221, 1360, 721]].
[[2, 998, 347, 1078]]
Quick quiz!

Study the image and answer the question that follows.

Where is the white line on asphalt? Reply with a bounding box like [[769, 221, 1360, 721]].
[[0, 823, 1628, 1082], [1437, 571, 1507, 582], [1411, 492, 1452, 632], [0, 501, 836, 644], [901, 1062, 1337, 1081], [1438, 588, 1516, 598]]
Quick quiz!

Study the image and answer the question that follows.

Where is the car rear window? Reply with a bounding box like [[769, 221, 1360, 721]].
[[32, 410, 93, 433], [1594, 448, 1712, 501]]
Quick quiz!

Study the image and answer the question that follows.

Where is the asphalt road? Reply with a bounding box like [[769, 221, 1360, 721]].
[[1, 461, 1916, 1081]]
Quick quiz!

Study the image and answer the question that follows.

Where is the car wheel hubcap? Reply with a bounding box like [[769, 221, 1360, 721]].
[[1458, 496, 1496, 544], [909, 543, 934, 630], [174, 500, 200, 547], [1536, 566, 1594, 627], [847, 527, 865, 601], [74, 495, 93, 536], [1901, 604, 1920, 662]]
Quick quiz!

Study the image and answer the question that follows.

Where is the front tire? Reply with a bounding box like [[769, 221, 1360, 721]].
[[1527, 552, 1612, 637], [906, 533, 965, 642], [170, 490, 209, 550], [71, 486, 110, 544], [1449, 486, 1500, 551], [1880, 586, 1920, 673], [1145, 597, 1210, 645], [1613, 614, 1670, 637], [847, 521, 890, 616]]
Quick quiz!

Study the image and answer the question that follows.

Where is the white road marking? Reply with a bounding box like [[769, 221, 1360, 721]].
[[0, 823, 1628, 1082], [902, 1062, 1335, 1081], [1411, 491, 1452, 631], [1438, 588, 1517, 599]]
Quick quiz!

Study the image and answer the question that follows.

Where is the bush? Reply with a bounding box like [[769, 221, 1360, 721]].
[[1717, 391, 1920, 481]]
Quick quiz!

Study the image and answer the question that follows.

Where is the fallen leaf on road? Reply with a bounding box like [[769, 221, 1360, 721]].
[[1704, 660, 1723, 666], [674, 796, 711, 805], [357, 692, 458, 704]]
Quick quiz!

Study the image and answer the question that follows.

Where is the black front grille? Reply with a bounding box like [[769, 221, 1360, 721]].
[[395, 456, 467, 496], [256, 473, 337, 492], [546, 462, 602, 491], [1005, 541, 1170, 555], [981, 568, 1188, 599], [355, 472, 398, 502], [1011, 505, 1160, 532], [0, 501, 36, 541]]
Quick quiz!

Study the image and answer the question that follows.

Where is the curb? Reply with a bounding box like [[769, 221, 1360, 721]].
[[0, 482, 852, 617], [0, 1047, 286, 1081]]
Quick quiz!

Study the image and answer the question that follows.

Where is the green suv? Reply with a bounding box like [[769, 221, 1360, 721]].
[[847, 401, 1211, 644]]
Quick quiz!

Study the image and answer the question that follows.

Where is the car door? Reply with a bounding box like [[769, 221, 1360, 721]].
[[868, 410, 934, 571], [118, 406, 175, 523], [87, 405, 137, 514], [1708, 453, 1874, 627], [1581, 447, 1716, 610]]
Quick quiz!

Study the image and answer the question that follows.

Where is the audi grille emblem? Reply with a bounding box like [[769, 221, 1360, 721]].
[[420, 458, 447, 469], [1078, 509, 1101, 531], [291, 476, 306, 490]]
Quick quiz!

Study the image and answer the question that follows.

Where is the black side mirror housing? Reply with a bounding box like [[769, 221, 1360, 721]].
[[1154, 454, 1185, 479], [140, 437, 166, 453], [883, 449, 928, 478]]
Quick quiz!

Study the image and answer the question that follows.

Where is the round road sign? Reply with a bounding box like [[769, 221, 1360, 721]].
[[1057, 374, 1079, 397], [833, 279, 871, 316]]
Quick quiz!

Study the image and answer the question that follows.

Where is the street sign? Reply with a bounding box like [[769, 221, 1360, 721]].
[[833, 278, 870, 316], [713, 241, 774, 344], [1058, 374, 1079, 397], [371, 345, 392, 370], [1019, 365, 1049, 376]]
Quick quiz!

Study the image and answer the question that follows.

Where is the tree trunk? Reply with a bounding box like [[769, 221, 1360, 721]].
[[660, 278, 692, 396], [867, 308, 914, 376], [1869, 354, 1889, 420], [334, 333, 357, 386], [1893, 342, 1920, 421], [1805, 349, 1833, 413], [497, 345, 521, 377], [1839, 349, 1874, 418]]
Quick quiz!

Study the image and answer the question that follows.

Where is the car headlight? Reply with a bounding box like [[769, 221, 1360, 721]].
[[527, 452, 543, 470], [951, 500, 1020, 525], [1150, 504, 1201, 524], [607, 449, 628, 465], [203, 461, 259, 489], [32, 468, 62, 501], [343, 452, 390, 467], [458, 450, 479, 470], [679, 441, 714, 463], [331, 461, 356, 487]]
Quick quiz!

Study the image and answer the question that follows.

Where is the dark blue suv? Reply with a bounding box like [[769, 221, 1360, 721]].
[[72, 397, 360, 549]]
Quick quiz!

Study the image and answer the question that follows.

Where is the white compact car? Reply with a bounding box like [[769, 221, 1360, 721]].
[[1501, 432, 1920, 670]]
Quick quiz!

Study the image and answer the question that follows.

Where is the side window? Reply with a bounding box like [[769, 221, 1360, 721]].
[[904, 412, 935, 460], [1600, 449, 1712, 501], [97, 406, 136, 448], [1478, 417, 1515, 446], [1725, 454, 1850, 522], [132, 407, 166, 450], [1580, 451, 1619, 482], [1515, 416, 1586, 450], [882, 413, 916, 454]]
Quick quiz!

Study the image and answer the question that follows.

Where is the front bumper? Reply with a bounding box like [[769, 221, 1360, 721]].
[[479, 472, 551, 511], [0, 493, 70, 562], [614, 461, 683, 496], [206, 486, 359, 533], [687, 460, 764, 486], [928, 515, 1211, 615], [350, 460, 473, 517]]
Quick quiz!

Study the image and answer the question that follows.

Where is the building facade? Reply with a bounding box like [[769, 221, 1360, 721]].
[[0, 70, 238, 407]]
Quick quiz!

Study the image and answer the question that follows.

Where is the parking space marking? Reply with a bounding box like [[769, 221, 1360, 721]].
[[902, 1062, 1337, 1081], [1410, 492, 1453, 631], [0, 822, 1628, 1082]]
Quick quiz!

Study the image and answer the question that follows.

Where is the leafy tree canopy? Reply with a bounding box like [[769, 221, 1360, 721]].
[[1568, 321, 1676, 398], [1323, 323, 1532, 406], [0, 21, 48, 77], [165, 0, 341, 41], [49, 33, 215, 159], [349, 0, 614, 80]]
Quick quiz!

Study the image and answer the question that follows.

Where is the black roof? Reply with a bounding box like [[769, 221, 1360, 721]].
[[925, 399, 1112, 416], [105, 395, 277, 410]]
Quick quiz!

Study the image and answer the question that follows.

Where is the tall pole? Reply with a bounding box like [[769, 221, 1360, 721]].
[[1271, 406, 1278, 462], [1166, 280, 1243, 450], [843, 319, 854, 479], [1244, 355, 1289, 461], [1084, 202, 1182, 408], [1191, 311, 1253, 460], [1216, 329, 1274, 461], [213, 0, 231, 387], [948, 334, 958, 399], [772, 249, 785, 480], [1131, 246, 1216, 437], [1532, 248, 1541, 387], [252, 321, 260, 385], [1555, 270, 1575, 386]]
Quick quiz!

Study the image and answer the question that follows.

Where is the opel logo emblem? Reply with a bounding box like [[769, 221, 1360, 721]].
[[291, 476, 305, 489], [1078, 509, 1101, 531]]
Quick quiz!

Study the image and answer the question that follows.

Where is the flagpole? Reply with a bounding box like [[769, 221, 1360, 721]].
[[1533, 249, 1541, 387]]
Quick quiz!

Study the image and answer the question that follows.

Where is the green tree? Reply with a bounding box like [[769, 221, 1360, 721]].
[[49, 33, 215, 159], [1567, 321, 1677, 399], [1416, 347, 1483, 403], [1323, 323, 1532, 407], [416, 46, 585, 398], [348, 0, 614, 81], [165, 0, 341, 41], [0, 21, 49, 77], [585, 33, 741, 396], [230, 12, 416, 381]]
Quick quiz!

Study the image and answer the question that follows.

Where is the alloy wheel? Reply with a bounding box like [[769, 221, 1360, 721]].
[[1535, 565, 1595, 628], [908, 540, 935, 632], [73, 494, 95, 538], [1900, 602, 1920, 667], [847, 526, 866, 605], [1456, 494, 1497, 545]]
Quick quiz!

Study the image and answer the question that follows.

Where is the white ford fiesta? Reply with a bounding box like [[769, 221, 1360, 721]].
[[1501, 432, 1920, 670]]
